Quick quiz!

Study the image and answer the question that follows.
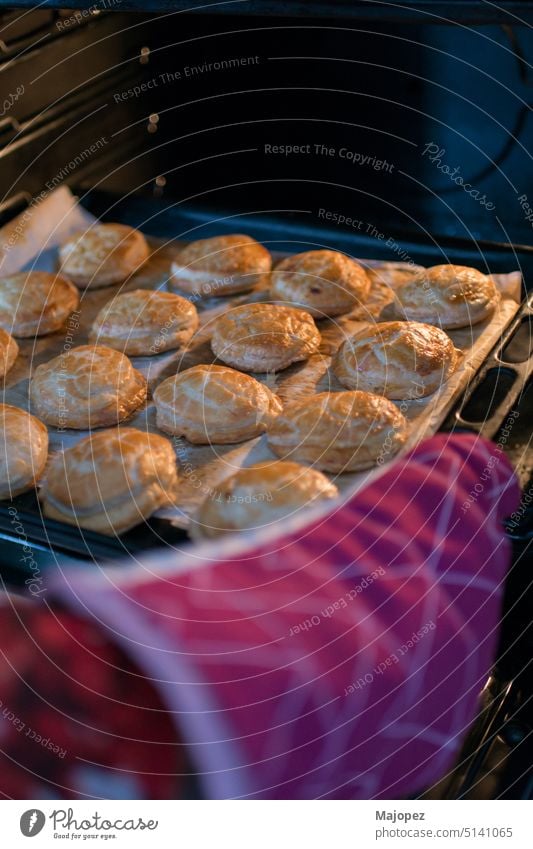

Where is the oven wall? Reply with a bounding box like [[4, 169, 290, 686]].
[[0, 9, 531, 248]]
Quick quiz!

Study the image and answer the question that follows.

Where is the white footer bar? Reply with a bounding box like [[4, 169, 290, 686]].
[[2, 799, 530, 848]]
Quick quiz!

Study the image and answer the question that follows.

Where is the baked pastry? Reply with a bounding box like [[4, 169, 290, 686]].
[[191, 460, 338, 539], [0, 404, 48, 499], [89, 288, 199, 356], [390, 264, 499, 329], [30, 345, 147, 429], [333, 321, 460, 399], [154, 364, 282, 443], [0, 328, 18, 378], [211, 303, 321, 372], [271, 249, 370, 317], [268, 390, 408, 472], [367, 264, 424, 289], [39, 427, 178, 535], [170, 234, 271, 297], [0, 271, 79, 337], [58, 223, 150, 289]]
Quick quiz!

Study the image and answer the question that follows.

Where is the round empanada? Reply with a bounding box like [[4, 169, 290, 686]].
[[390, 264, 499, 329], [190, 460, 338, 539], [39, 427, 178, 535], [268, 390, 408, 472], [170, 234, 271, 297], [59, 223, 150, 289], [211, 303, 321, 373], [0, 404, 48, 499], [333, 321, 460, 399], [271, 249, 370, 317], [0, 328, 18, 378], [30, 345, 147, 429], [0, 271, 79, 337], [154, 364, 282, 443], [90, 288, 199, 356]]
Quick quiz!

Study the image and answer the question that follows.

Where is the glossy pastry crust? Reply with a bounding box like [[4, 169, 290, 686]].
[[271, 249, 371, 317], [0, 404, 49, 499], [367, 265, 424, 288], [0, 271, 79, 337], [0, 329, 19, 378], [153, 364, 282, 443], [391, 264, 499, 329], [333, 320, 460, 399], [58, 223, 150, 289], [170, 234, 272, 297], [39, 427, 178, 535], [190, 460, 338, 539], [90, 288, 199, 356], [268, 390, 408, 472], [211, 303, 321, 372], [29, 345, 147, 429]]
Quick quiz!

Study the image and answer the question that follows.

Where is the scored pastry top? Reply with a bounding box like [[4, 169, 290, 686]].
[[211, 303, 321, 372], [333, 320, 460, 399]]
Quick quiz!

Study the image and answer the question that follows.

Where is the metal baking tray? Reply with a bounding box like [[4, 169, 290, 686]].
[[0, 197, 532, 584]]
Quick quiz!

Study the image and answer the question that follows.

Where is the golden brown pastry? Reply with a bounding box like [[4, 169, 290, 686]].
[[0, 328, 18, 378], [333, 321, 460, 399], [89, 288, 199, 356], [0, 404, 48, 499], [268, 390, 408, 472], [58, 223, 150, 289], [29, 345, 147, 429], [190, 460, 338, 539], [367, 264, 424, 290], [271, 249, 370, 317], [211, 303, 321, 373], [0, 271, 79, 337], [390, 264, 499, 329], [154, 364, 282, 443], [39, 427, 178, 535], [170, 234, 271, 297]]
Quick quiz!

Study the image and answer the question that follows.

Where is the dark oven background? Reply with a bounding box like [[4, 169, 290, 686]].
[[1, 5, 533, 255]]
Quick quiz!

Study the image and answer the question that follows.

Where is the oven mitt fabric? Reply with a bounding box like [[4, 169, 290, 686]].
[[48, 433, 520, 799], [0, 596, 179, 800]]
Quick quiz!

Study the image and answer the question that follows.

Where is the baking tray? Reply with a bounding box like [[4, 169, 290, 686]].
[[445, 291, 533, 440], [0, 189, 527, 576]]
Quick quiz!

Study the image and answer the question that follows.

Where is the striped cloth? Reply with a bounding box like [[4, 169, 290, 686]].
[[45, 433, 519, 799]]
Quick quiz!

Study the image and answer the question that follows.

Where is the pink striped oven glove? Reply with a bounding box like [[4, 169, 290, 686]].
[[53, 433, 520, 799]]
